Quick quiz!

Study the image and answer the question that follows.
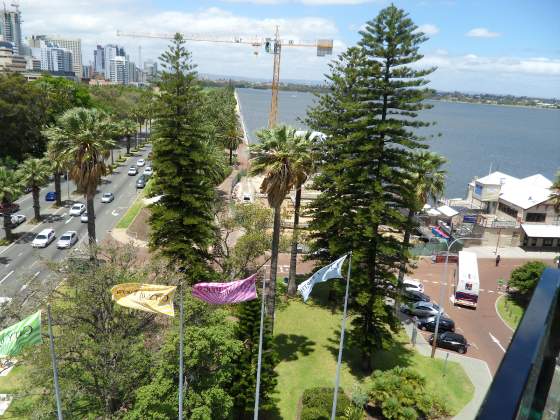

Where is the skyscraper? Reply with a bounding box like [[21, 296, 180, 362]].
[[1, 6, 22, 55], [93, 45, 104, 74], [47, 37, 83, 78], [108, 56, 128, 84]]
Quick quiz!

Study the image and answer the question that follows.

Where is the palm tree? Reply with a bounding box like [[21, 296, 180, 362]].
[[551, 170, 560, 211], [0, 167, 22, 242], [250, 126, 300, 328], [397, 152, 447, 291], [121, 119, 137, 155], [17, 158, 51, 222], [224, 125, 243, 166], [43, 108, 114, 255]]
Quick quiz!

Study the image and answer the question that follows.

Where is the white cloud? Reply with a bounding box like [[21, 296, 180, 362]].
[[416, 24, 439, 36], [466, 27, 501, 38]]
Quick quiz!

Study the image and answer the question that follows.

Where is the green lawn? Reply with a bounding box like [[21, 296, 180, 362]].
[[272, 296, 474, 419], [116, 192, 145, 229], [496, 295, 524, 330], [0, 363, 39, 419]]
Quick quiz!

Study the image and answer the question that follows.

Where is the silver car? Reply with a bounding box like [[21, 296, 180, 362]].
[[57, 231, 78, 249], [401, 301, 442, 318]]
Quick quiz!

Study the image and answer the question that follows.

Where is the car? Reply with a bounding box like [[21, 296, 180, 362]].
[[80, 212, 93, 223], [101, 192, 114, 203], [9, 214, 26, 227], [45, 191, 57, 201], [56, 231, 78, 249], [401, 301, 442, 318], [143, 167, 153, 176], [417, 316, 455, 333], [137, 159, 145, 167], [136, 175, 147, 189], [32, 228, 56, 248], [242, 192, 252, 203], [403, 278, 424, 293], [128, 166, 138, 176], [0, 202, 20, 215], [429, 331, 469, 354], [402, 289, 431, 303], [69, 203, 86, 216]]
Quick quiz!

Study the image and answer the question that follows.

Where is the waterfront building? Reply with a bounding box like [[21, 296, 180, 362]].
[[0, 7, 22, 55], [0, 40, 25, 73]]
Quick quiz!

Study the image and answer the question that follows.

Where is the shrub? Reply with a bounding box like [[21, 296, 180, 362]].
[[508, 261, 547, 302], [301, 387, 351, 420], [368, 367, 449, 420]]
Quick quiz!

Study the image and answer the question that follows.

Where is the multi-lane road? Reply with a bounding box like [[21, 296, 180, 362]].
[[0, 146, 151, 302]]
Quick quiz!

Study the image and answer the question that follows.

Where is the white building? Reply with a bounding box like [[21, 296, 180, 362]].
[[0, 40, 25, 73], [0, 7, 22, 55], [108, 56, 128, 84], [47, 37, 83, 78]]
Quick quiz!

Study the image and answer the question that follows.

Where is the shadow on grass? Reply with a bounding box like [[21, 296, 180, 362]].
[[274, 333, 315, 362]]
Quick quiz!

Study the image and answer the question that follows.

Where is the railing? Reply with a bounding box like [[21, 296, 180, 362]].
[[477, 268, 560, 419]]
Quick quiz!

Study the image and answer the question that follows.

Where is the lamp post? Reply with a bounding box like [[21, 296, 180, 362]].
[[431, 236, 476, 358]]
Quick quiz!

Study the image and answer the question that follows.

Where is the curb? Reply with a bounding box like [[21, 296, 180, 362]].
[[494, 295, 515, 332]]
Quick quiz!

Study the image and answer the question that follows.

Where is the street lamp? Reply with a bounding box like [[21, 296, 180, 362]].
[[431, 236, 477, 358]]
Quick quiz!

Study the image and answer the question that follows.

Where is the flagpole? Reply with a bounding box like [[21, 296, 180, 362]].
[[331, 252, 352, 420], [254, 270, 267, 420], [47, 304, 63, 420], [178, 282, 184, 420]]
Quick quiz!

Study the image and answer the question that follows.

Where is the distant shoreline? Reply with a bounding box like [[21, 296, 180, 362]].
[[430, 98, 559, 111]]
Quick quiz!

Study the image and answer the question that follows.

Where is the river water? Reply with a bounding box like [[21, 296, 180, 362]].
[[236, 88, 559, 198]]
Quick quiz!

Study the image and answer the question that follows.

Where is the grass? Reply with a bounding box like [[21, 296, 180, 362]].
[[272, 294, 474, 419], [496, 295, 524, 330], [0, 363, 39, 419], [116, 191, 145, 229]]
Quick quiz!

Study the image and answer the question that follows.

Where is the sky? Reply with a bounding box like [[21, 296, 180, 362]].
[[17, 0, 560, 98]]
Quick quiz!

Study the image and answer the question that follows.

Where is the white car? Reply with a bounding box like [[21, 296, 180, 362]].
[[128, 166, 138, 176], [10, 214, 26, 227], [80, 212, 91, 223], [69, 203, 86, 216], [242, 192, 252, 203], [143, 167, 153, 176], [32, 228, 56, 248], [101, 192, 114, 203], [56, 231, 78, 249], [137, 159, 145, 167], [403, 278, 424, 293]]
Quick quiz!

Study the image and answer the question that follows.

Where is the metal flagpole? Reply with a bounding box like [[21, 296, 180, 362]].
[[47, 304, 63, 420], [331, 252, 352, 420], [254, 270, 267, 420], [178, 282, 184, 419]]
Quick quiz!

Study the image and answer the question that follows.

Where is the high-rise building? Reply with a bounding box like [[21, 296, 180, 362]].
[[93, 45, 104, 74], [108, 56, 128, 84], [0, 7, 22, 55], [47, 37, 83, 78], [103, 45, 126, 79], [143, 59, 158, 83], [31, 39, 74, 75], [0, 40, 25, 73]]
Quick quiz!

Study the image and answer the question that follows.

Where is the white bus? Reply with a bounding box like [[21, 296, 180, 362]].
[[454, 251, 480, 308]]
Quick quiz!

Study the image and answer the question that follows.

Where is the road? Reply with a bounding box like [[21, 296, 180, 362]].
[[0, 146, 151, 302]]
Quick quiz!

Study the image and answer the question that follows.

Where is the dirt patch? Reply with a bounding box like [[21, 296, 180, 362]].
[[127, 206, 151, 242]]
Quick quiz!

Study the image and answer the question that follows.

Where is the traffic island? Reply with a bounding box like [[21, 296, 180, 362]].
[[495, 295, 524, 331]]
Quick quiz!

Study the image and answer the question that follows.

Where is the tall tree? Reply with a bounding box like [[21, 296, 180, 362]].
[[0, 167, 21, 242], [43, 108, 114, 255], [249, 126, 298, 328], [149, 34, 219, 273], [17, 158, 51, 221], [121, 119, 137, 155], [306, 5, 435, 371]]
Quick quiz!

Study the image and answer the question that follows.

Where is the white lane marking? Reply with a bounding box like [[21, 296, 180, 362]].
[[456, 326, 464, 333], [65, 217, 73, 224], [0, 270, 14, 285], [479, 288, 485, 292], [30, 261, 38, 268], [21, 270, 41, 292], [488, 290, 494, 293], [489, 332, 506, 352], [111, 209, 120, 216], [17, 252, 23, 257], [470, 342, 479, 350], [431, 281, 438, 284]]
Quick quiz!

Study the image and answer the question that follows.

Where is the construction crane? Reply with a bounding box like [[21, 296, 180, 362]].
[[117, 28, 333, 128]]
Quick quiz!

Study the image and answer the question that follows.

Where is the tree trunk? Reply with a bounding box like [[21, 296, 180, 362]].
[[126, 135, 131, 155], [229, 148, 233, 166], [267, 206, 282, 331], [2, 207, 13, 242], [395, 209, 415, 314], [111, 149, 114, 165], [136, 125, 140, 148], [32, 186, 41, 222], [287, 187, 302, 296], [86, 195, 96, 259], [54, 172, 62, 206]]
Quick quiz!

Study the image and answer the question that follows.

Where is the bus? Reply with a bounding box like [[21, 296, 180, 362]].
[[454, 251, 480, 308]]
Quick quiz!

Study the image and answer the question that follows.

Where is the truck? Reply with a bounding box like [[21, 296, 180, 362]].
[[454, 250, 480, 308]]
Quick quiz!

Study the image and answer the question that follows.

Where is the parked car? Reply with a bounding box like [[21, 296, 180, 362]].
[[128, 166, 138, 176], [32, 228, 56, 248], [403, 278, 424, 293], [69, 203, 86, 216], [101, 192, 114, 203], [56, 231, 78, 249], [137, 159, 145, 167], [136, 175, 147, 189], [9, 214, 26, 227], [0, 203, 20, 215], [143, 166, 153, 176], [429, 331, 469, 354], [80, 212, 92, 223], [402, 289, 431, 303], [417, 316, 455, 333], [45, 191, 57, 201], [401, 301, 442, 318]]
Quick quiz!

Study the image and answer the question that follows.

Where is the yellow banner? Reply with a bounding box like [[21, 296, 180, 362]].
[[111, 283, 177, 317]]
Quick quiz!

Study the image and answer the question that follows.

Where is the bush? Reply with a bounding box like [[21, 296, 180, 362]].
[[508, 261, 547, 302], [301, 387, 351, 420], [368, 367, 449, 420]]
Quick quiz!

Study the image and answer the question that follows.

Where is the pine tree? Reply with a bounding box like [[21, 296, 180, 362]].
[[306, 5, 435, 372], [149, 34, 218, 273], [230, 294, 278, 418]]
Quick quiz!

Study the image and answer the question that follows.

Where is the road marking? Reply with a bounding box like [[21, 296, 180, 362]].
[[479, 288, 485, 292], [111, 209, 120, 216], [470, 342, 479, 350], [65, 217, 73, 224], [488, 290, 494, 293], [32, 271, 40, 279], [30, 261, 38, 268], [19, 271, 40, 292], [0, 270, 14, 285], [489, 332, 506, 352], [17, 252, 23, 257], [431, 281, 438, 284]]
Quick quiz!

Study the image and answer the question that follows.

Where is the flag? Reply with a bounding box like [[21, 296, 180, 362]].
[[111, 283, 177, 317], [298, 255, 348, 302], [192, 274, 257, 305], [0, 311, 42, 357]]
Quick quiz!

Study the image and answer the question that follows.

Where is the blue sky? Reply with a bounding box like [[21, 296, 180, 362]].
[[22, 0, 560, 97]]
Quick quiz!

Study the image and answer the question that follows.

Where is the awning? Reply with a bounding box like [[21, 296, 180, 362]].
[[521, 224, 560, 238], [426, 208, 441, 216], [437, 205, 459, 218]]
